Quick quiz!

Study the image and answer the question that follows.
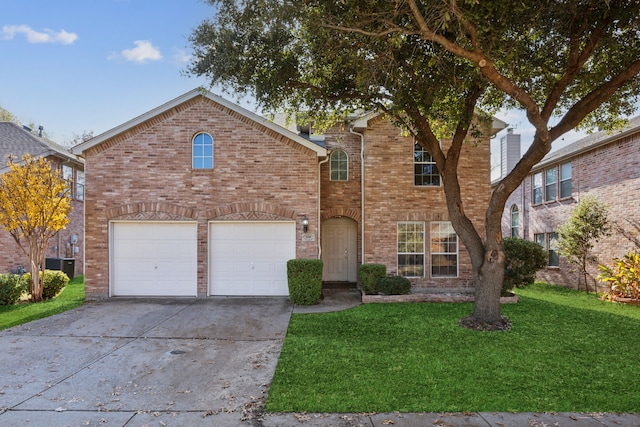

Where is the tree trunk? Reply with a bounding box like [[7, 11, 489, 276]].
[[28, 239, 44, 302], [460, 240, 511, 330]]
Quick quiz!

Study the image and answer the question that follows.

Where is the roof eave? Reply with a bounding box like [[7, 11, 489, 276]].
[[72, 89, 327, 157]]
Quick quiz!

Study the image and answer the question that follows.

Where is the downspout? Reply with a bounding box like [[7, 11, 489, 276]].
[[317, 155, 329, 259], [349, 126, 365, 265]]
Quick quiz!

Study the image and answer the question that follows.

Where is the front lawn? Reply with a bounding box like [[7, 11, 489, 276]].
[[266, 283, 640, 413], [0, 275, 85, 331]]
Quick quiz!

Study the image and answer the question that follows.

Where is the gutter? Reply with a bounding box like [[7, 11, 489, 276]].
[[317, 156, 329, 259], [349, 126, 365, 265]]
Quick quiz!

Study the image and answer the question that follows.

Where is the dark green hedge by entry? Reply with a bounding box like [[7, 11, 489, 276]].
[[358, 264, 386, 295], [378, 275, 411, 295], [287, 259, 323, 305]]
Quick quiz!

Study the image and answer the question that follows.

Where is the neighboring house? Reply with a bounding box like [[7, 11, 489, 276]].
[[500, 116, 640, 289], [72, 89, 505, 299], [0, 122, 85, 277]]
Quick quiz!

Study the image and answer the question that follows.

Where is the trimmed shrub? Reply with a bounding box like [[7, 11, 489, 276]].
[[378, 275, 411, 295], [503, 237, 548, 295], [287, 259, 323, 305], [358, 264, 386, 295], [0, 274, 28, 305], [23, 270, 70, 300]]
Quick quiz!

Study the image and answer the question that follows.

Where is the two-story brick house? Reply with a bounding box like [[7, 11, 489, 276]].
[[500, 116, 640, 289], [0, 122, 85, 277], [73, 89, 505, 298]]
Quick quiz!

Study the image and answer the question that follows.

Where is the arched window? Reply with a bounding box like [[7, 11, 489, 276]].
[[510, 204, 519, 237], [330, 150, 348, 181], [192, 132, 213, 169]]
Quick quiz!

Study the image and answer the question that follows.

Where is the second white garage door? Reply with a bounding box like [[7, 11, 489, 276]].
[[209, 221, 296, 296]]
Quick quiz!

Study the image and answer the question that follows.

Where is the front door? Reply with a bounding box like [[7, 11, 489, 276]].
[[322, 217, 357, 282]]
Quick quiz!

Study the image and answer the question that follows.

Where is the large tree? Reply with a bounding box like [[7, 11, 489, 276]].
[[188, 0, 640, 329], [0, 155, 72, 301]]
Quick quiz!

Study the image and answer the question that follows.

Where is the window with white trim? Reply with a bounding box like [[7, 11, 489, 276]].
[[414, 142, 440, 186], [532, 172, 543, 205], [192, 132, 213, 169], [534, 232, 559, 267], [560, 162, 572, 198], [510, 205, 519, 237], [545, 167, 557, 202], [62, 164, 74, 199], [397, 222, 425, 277], [330, 150, 348, 181], [430, 222, 458, 278], [76, 170, 85, 201]]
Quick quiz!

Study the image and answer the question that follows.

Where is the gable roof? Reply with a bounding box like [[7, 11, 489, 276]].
[[0, 122, 80, 172], [533, 115, 640, 171], [72, 89, 327, 157]]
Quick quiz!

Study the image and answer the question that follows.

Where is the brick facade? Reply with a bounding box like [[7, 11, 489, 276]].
[[76, 90, 496, 298], [80, 94, 321, 298], [501, 119, 640, 290]]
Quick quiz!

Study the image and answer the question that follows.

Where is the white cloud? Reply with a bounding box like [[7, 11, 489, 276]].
[[172, 48, 191, 64], [113, 40, 163, 63], [1, 24, 78, 44]]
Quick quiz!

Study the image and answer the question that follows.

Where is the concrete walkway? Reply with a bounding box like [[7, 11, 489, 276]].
[[1, 288, 638, 426]]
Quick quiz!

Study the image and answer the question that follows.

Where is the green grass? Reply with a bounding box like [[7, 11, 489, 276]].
[[0, 275, 85, 331], [266, 283, 640, 413]]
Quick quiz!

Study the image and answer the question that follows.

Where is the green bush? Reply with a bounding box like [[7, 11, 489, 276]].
[[23, 270, 70, 300], [287, 259, 323, 305], [503, 237, 548, 295], [358, 264, 386, 295], [0, 274, 28, 305], [378, 275, 411, 295]]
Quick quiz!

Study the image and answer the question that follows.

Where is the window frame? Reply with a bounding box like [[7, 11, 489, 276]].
[[545, 166, 557, 202], [430, 221, 459, 278], [534, 232, 560, 268], [397, 222, 425, 278], [62, 164, 74, 199], [76, 169, 85, 201], [510, 204, 519, 237], [560, 161, 572, 199], [329, 149, 348, 181], [414, 142, 441, 187], [192, 132, 214, 170], [532, 172, 543, 205]]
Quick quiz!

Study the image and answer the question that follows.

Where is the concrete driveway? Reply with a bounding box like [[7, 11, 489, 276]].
[[0, 297, 292, 426]]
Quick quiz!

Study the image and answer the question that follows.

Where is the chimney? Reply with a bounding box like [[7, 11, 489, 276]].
[[38, 125, 44, 137], [500, 128, 521, 178]]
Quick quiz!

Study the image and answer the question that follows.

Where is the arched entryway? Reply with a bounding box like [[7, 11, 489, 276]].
[[321, 217, 358, 283]]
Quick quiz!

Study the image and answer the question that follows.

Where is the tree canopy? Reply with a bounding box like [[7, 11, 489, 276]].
[[188, 0, 640, 328], [0, 155, 72, 301]]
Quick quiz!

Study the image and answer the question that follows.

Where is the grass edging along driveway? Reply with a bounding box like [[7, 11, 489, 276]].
[[266, 283, 640, 413], [0, 275, 84, 331]]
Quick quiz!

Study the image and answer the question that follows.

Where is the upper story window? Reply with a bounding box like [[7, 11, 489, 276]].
[[545, 167, 557, 202], [330, 150, 348, 181], [192, 132, 213, 169], [414, 142, 440, 186], [510, 205, 519, 237], [532, 161, 572, 205], [560, 162, 572, 198], [76, 170, 85, 201]]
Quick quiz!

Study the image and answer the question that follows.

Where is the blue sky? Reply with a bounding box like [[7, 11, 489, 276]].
[[0, 0, 216, 142], [0, 0, 621, 169]]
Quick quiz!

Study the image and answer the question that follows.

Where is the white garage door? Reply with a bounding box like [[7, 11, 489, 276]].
[[111, 222, 198, 296], [209, 221, 296, 296]]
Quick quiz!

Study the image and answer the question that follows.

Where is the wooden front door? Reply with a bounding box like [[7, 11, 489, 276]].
[[321, 217, 357, 282]]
